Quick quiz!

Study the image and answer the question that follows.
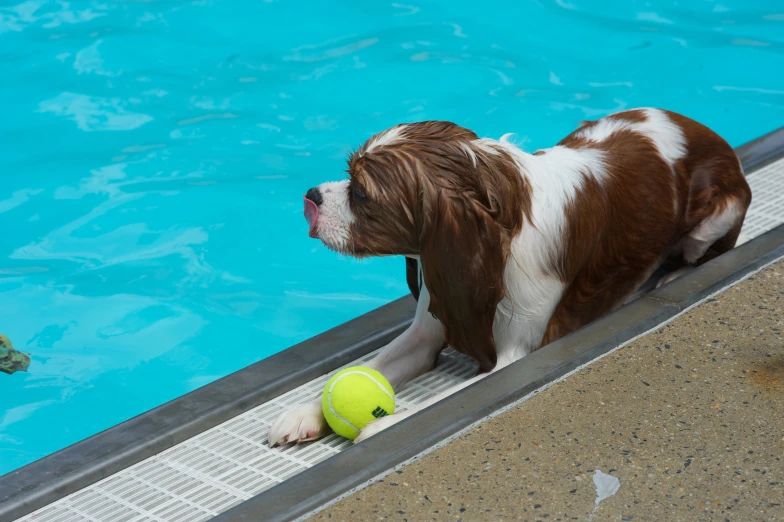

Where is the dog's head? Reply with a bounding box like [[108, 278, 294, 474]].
[[303, 121, 527, 370]]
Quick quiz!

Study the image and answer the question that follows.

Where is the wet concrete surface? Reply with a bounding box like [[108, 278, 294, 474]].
[[311, 260, 784, 521]]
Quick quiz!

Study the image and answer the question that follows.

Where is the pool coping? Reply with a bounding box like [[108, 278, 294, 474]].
[[1, 125, 783, 522]]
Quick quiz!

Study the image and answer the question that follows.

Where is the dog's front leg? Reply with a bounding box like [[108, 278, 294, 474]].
[[354, 301, 552, 443], [268, 286, 445, 447]]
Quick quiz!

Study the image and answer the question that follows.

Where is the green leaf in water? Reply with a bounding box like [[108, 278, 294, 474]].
[[0, 334, 31, 375]]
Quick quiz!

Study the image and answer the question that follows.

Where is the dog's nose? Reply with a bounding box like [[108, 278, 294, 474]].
[[305, 187, 323, 207]]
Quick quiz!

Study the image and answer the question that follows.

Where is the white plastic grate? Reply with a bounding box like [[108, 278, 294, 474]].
[[17, 157, 784, 522], [743, 158, 784, 239], [19, 349, 478, 522]]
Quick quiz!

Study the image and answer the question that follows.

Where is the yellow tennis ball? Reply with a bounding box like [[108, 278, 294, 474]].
[[322, 366, 395, 440]]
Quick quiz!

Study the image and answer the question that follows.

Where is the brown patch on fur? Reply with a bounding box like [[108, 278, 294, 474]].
[[541, 110, 751, 347], [346, 121, 530, 371], [615, 109, 648, 123]]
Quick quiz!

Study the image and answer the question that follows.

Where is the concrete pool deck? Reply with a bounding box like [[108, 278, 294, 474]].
[[313, 260, 784, 521]]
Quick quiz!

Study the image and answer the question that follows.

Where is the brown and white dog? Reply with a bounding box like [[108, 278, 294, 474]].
[[269, 108, 751, 446]]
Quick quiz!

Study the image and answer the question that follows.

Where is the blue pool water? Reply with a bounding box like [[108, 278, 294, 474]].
[[1, 0, 783, 475]]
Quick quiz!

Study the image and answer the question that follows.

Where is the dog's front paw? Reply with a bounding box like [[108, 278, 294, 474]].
[[354, 412, 409, 444], [268, 401, 331, 447]]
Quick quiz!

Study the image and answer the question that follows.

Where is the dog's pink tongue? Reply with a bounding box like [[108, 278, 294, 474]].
[[303, 196, 319, 238]]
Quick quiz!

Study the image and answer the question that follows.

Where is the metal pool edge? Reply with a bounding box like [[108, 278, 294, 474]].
[[736, 125, 784, 171], [215, 224, 784, 522], [0, 298, 415, 522]]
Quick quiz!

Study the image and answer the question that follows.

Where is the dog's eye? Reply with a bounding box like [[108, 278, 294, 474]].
[[353, 184, 368, 202]]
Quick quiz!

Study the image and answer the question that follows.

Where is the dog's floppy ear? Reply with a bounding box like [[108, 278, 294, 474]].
[[419, 183, 507, 372]]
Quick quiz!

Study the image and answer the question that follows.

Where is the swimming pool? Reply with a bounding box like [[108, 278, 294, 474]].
[[1, 0, 782, 476]]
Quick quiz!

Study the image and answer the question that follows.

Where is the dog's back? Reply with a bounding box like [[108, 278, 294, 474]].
[[534, 109, 751, 344]]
